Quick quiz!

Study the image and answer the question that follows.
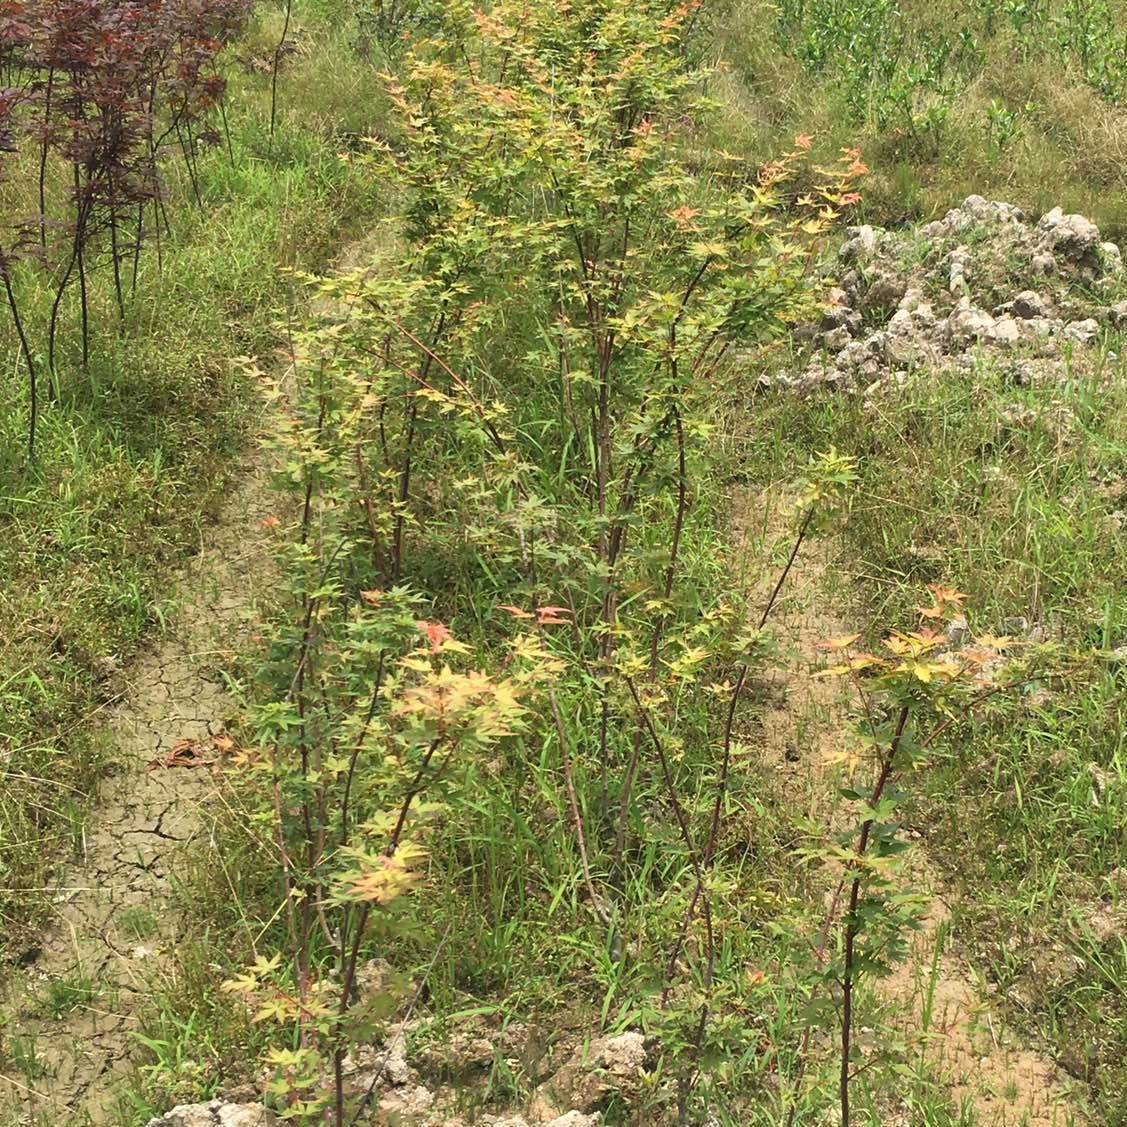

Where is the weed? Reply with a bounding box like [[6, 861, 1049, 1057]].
[[1, 1030, 46, 1081], [35, 973, 97, 1021], [713, 0, 1127, 235], [119, 906, 159, 941]]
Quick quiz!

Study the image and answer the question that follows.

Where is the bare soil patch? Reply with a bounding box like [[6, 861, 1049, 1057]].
[[0, 430, 277, 1126]]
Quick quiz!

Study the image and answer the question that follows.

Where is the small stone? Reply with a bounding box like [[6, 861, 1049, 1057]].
[[379, 1029, 412, 1086], [1099, 241, 1123, 274], [1031, 252, 1056, 275], [835, 340, 866, 370], [897, 285, 924, 312], [820, 325, 852, 350], [839, 268, 864, 303], [911, 303, 937, 329], [989, 316, 1021, 347], [217, 1106, 275, 1127], [840, 225, 880, 263], [1107, 300, 1127, 329], [146, 1103, 276, 1127], [529, 1031, 650, 1120], [1037, 211, 1101, 266], [946, 297, 996, 345], [145, 1107, 213, 1127], [1023, 316, 1060, 337], [819, 297, 861, 336], [377, 1084, 434, 1117], [949, 247, 971, 293], [885, 311, 921, 363], [354, 958, 393, 999], [1064, 318, 1100, 344], [860, 269, 906, 313], [1000, 403, 1038, 427], [1011, 290, 1047, 319], [945, 616, 969, 646], [597, 1032, 648, 1074]]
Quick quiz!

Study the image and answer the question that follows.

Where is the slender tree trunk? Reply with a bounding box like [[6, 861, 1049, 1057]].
[[3, 266, 40, 462], [270, 0, 295, 141], [839, 706, 911, 1127], [74, 165, 90, 369], [131, 200, 144, 296], [47, 238, 79, 380], [175, 120, 202, 207], [110, 204, 125, 323], [217, 82, 235, 164], [37, 67, 54, 250]]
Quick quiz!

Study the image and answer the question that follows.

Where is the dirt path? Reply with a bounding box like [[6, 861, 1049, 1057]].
[[884, 875, 1085, 1126], [735, 489, 1084, 1125], [0, 423, 277, 1126]]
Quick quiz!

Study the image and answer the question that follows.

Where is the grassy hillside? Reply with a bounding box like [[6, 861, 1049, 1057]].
[[713, 0, 1127, 235]]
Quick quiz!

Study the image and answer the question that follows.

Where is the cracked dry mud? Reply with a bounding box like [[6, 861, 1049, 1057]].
[[0, 442, 276, 1127]]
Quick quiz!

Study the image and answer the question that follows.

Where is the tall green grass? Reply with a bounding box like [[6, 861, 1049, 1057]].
[[712, 0, 1127, 236]]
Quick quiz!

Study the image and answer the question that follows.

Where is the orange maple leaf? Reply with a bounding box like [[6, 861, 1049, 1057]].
[[536, 606, 572, 625], [918, 584, 967, 618], [417, 620, 452, 652], [668, 205, 701, 228], [928, 584, 967, 606]]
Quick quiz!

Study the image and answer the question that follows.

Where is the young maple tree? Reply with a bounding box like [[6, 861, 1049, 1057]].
[[228, 0, 867, 1120]]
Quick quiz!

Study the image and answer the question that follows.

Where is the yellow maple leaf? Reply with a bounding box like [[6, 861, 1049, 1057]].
[[975, 633, 1014, 651], [817, 632, 861, 651]]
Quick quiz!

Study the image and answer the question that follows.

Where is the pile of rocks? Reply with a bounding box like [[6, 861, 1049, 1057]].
[[146, 1101, 273, 1127], [770, 196, 1127, 396], [147, 1029, 653, 1127]]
